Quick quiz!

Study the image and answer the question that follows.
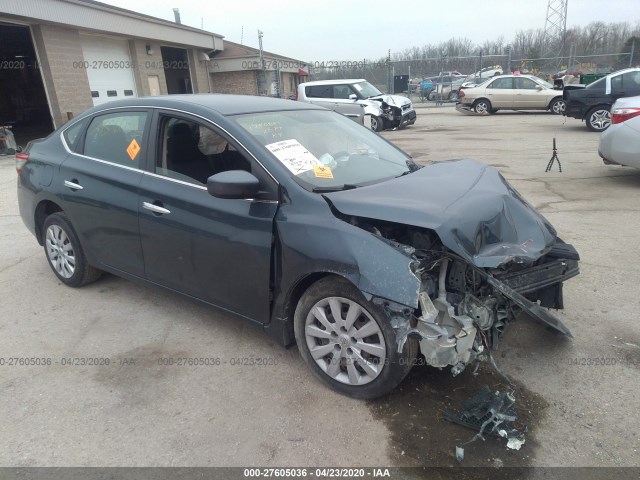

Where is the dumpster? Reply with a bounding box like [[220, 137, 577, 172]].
[[579, 73, 608, 85]]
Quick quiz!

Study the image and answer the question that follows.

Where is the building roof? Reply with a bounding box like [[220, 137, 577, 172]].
[[213, 40, 306, 65], [1, 0, 224, 50]]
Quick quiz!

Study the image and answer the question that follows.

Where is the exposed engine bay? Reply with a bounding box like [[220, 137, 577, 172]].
[[347, 216, 580, 375]]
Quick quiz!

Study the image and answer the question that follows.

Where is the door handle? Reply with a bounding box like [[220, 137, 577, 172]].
[[143, 202, 171, 215], [64, 180, 83, 190]]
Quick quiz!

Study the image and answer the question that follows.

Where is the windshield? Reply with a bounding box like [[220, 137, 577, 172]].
[[233, 110, 412, 190], [535, 78, 554, 89], [352, 81, 382, 98]]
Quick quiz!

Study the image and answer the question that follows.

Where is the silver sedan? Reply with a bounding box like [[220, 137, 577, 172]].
[[599, 96, 640, 169]]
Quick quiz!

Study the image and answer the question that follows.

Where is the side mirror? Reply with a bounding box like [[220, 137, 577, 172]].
[[207, 170, 260, 199], [536, 85, 543, 90], [349, 94, 358, 101]]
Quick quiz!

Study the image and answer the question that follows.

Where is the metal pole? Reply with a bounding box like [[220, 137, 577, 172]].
[[630, 38, 636, 68]]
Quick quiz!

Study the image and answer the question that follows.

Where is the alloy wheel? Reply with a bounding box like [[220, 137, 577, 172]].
[[304, 296, 386, 386], [589, 109, 611, 131], [45, 225, 75, 278]]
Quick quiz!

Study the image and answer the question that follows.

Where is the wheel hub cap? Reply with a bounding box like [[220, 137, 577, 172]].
[[304, 297, 386, 386], [45, 225, 75, 279]]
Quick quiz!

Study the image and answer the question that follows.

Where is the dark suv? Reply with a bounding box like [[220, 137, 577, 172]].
[[564, 68, 640, 131]]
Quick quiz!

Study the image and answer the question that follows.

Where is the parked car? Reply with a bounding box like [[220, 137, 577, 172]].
[[564, 68, 640, 132], [461, 65, 504, 87], [17, 95, 579, 399], [598, 96, 640, 168], [297, 79, 416, 132], [427, 78, 466, 101], [456, 74, 566, 114]]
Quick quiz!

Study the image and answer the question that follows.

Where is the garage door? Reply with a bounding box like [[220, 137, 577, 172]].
[[81, 34, 138, 106]]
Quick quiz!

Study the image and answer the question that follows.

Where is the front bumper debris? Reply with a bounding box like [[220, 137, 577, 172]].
[[446, 385, 527, 462]]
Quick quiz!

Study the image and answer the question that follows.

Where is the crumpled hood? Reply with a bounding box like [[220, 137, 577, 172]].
[[324, 159, 557, 268], [368, 94, 412, 108]]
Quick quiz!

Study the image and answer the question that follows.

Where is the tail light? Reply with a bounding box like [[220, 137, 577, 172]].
[[611, 107, 640, 124], [458, 90, 465, 98], [15, 152, 29, 173], [294, 89, 298, 101]]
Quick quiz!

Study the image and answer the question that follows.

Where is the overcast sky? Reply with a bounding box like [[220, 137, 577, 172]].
[[101, 0, 639, 60]]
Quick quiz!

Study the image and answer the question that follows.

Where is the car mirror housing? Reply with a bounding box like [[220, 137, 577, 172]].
[[207, 170, 260, 199], [349, 94, 358, 101]]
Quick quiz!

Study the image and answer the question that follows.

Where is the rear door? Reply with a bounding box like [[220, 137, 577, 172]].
[[137, 110, 278, 323], [484, 77, 515, 108], [59, 109, 150, 276]]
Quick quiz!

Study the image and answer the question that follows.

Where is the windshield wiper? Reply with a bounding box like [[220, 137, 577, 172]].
[[312, 184, 359, 193]]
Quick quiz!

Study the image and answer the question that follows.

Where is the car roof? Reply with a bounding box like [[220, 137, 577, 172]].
[[301, 79, 366, 86], [608, 67, 640, 77], [78, 94, 324, 117]]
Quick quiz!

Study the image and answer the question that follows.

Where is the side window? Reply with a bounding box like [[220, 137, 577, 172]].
[[306, 85, 332, 98], [515, 78, 538, 90], [620, 71, 640, 92], [156, 116, 251, 186], [611, 75, 623, 92], [332, 85, 352, 99], [83, 112, 147, 167], [489, 78, 514, 89], [62, 118, 88, 153]]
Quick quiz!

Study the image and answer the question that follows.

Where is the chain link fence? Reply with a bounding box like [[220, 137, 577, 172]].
[[307, 51, 637, 104]]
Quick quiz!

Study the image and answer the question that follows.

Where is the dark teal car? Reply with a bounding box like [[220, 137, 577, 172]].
[[17, 95, 579, 399]]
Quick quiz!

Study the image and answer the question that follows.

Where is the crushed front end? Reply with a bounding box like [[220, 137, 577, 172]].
[[325, 159, 580, 375]]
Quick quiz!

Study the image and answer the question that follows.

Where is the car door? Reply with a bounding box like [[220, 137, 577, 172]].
[[514, 77, 546, 108], [331, 85, 365, 122], [137, 110, 279, 323], [484, 77, 515, 108], [59, 109, 150, 277]]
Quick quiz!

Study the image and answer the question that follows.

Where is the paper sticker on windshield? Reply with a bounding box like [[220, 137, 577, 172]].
[[313, 165, 334, 179], [265, 139, 318, 175], [126, 139, 141, 161]]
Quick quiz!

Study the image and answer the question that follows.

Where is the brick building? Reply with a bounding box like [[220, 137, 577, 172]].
[[209, 41, 309, 99], [0, 0, 307, 139]]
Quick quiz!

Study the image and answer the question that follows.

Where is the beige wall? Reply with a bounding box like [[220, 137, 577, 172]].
[[209, 70, 257, 95], [188, 49, 211, 93], [31, 24, 93, 127], [128, 39, 168, 96]]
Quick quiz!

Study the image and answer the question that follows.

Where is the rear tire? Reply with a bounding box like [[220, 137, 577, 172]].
[[294, 276, 417, 399], [42, 213, 102, 287], [586, 107, 611, 132], [549, 98, 566, 115]]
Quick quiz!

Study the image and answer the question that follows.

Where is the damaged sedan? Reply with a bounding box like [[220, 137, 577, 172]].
[[17, 95, 579, 399]]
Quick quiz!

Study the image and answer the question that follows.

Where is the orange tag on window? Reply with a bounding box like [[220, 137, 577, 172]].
[[313, 164, 334, 179], [126, 139, 141, 160]]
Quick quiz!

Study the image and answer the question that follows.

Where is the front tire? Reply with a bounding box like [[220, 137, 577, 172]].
[[586, 107, 611, 132], [473, 99, 492, 114], [43, 213, 102, 287], [294, 276, 416, 399], [369, 115, 384, 132]]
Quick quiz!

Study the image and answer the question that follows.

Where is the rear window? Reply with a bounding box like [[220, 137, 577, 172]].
[[62, 119, 87, 153], [83, 111, 148, 168]]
